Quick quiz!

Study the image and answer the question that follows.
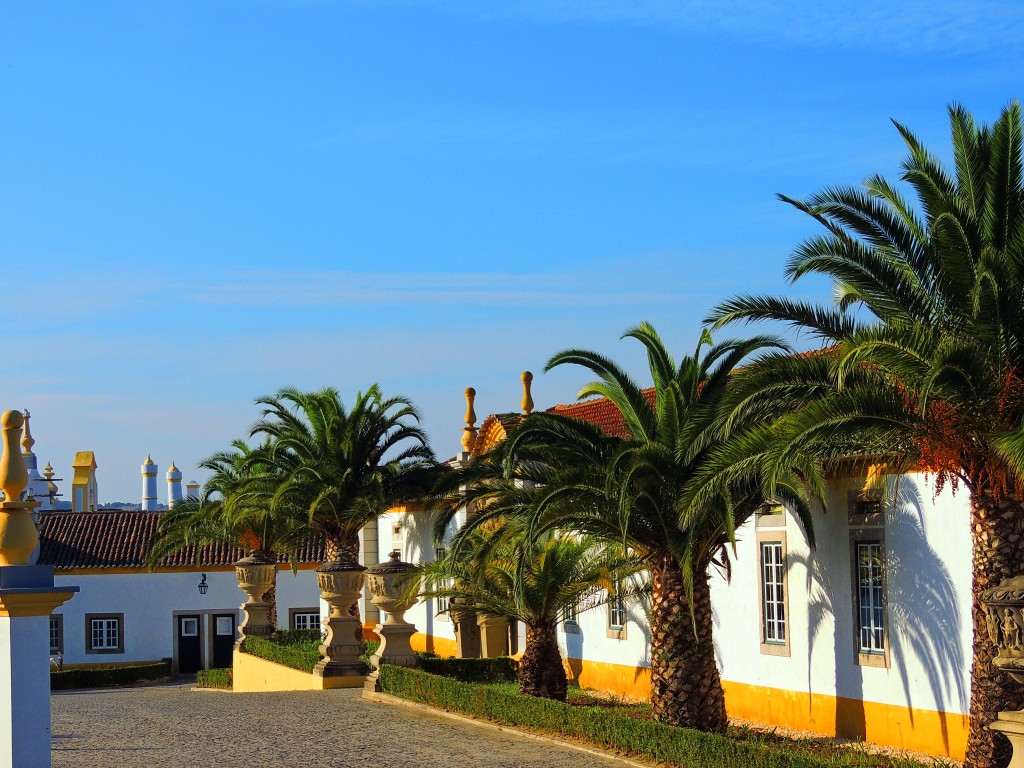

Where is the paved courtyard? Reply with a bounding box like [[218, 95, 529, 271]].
[[51, 682, 622, 768]]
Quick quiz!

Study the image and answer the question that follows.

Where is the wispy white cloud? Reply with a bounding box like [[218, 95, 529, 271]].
[[366, 0, 1024, 55]]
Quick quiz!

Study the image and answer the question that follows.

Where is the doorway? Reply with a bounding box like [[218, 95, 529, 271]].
[[212, 614, 236, 668], [177, 614, 202, 674]]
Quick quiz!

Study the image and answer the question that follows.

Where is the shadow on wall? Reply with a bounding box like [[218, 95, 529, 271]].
[[885, 479, 966, 751], [797, 478, 965, 752], [564, 621, 584, 683]]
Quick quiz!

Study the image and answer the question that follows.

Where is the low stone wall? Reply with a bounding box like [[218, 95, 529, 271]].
[[231, 649, 369, 692]]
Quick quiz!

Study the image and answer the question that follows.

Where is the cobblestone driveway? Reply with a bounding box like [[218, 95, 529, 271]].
[[52, 683, 620, 768]]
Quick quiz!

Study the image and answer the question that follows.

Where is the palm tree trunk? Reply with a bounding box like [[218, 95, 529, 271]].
[[324, 535, 360, 563], [966, 489, 1024, 768], [261, 578, 278, 630], [518, 622, 568, 701], [649, 555, 727, 732]]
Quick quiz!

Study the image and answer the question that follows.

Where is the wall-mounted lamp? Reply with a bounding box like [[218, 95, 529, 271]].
[[197, 573, 209, 595]]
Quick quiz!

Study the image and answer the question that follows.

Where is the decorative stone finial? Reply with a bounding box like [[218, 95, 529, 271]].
[[461, 387, 478, 453], [0, 410, 28, 504], [43, 462, 53, 480], [143, 454, 154, 466], [521, 371, 534, 415], [20, 409, 34, 456]]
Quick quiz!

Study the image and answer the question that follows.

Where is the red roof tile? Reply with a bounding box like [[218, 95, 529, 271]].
[[546, 388, 656, 438], [38, 511, 324, 569]]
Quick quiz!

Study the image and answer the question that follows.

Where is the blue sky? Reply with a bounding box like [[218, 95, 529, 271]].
[[2, 1, 1022, 502]]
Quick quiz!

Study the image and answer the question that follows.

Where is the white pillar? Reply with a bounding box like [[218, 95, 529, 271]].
[[141, 456, 157, 512], [0, 568, 77, 768], [0, 614, 50, 768], [166, 462, 182, 509]]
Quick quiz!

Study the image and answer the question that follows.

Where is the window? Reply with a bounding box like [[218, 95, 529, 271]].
[[606, 583, 626, 638], [856, 541, 886, 657], [49, 615, 63, 655], [216, 616, 234, 636], [760, 541, 786, 645], [756, 521, 789, 656], [85, 614, 124, 654], [290, 609, 321, 631], [434, 547, 449, 618], [848, 486, 888, 668], [180, 617, 199, 637]]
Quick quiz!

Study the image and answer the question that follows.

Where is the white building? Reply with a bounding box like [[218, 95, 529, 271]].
[[39, 511, 324, 673], [382, 385, 974, 761]]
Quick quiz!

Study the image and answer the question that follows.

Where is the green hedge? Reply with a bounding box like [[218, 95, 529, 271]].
[[416, 653, 517, 683], [196, 668, 232, 689], [242, 636, 321, 673], [272, 628, 323, 645], [378, 666, 831, 768], [51, 659, 172, 691]]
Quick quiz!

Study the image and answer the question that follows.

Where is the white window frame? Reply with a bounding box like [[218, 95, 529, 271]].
[[855, 540, 886, 658], [86, 614, 123, 654], [291, 611, 321, 631], [606, 582, 626, 639], [49, 615, 63, 655], [434, 546, 450, 619]]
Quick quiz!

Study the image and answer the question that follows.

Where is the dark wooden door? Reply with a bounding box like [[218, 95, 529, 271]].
[[212, 614, 236, 668], [177, 615, 202, 674]]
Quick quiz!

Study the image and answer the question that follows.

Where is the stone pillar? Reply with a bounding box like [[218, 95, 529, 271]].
[[234, 555, 275, 644], [361, 519, 380, 626], [451, 599, 481, 659], [0, 410, 78, 768], [981, 575, 1024, 766], [314, 560, 368, 686], [478, 614, 509, 658], [364, 551, 418, 693]]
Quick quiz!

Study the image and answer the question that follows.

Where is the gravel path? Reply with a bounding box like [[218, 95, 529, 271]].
[[51, 682, 621, 768]]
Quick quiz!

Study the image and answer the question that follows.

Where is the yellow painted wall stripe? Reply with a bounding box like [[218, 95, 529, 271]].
[[416, 634, 967, 760]]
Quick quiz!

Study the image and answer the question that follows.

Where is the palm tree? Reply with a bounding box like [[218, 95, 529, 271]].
[[147, 439, 305, 627], [437, 323, 817, 731], [250, 385, 438, 565], [416, 520, 642, 700], [708, 102, 1024, 768]]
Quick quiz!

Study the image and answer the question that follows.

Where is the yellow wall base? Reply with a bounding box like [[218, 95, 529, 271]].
[[416, 634, 967, 760], [410, 632, 458, 658], [231, 649, 366, 692]]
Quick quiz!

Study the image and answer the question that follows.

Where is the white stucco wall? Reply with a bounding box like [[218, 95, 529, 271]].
[[395, 470, 974, 717], [711, 472, 972, 715], [53, 567, 320, 668]]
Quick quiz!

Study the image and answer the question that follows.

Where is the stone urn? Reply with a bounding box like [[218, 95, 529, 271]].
[[314, 559, 368, 685], [235, 554, 276, 642], [364, 551, 418, 690], [981, 575, 1024, 764]]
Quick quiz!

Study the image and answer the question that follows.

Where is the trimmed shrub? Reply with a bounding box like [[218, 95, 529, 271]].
[[416, 654, 517, 684], [196, 668, 232, 689], [242, 636, 321, 673], [362, 639, 380, 667], [272, 628, 323, 645], [378, 666, 831, 768], [50, 659, 172, 690]]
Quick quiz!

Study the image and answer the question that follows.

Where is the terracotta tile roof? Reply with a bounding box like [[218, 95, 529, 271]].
[[546, 388, 656, 438], [38, 511, 324, 570]]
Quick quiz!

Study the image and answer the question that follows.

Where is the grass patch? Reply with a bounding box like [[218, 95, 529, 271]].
[[196, 668, 232, 689], [51, 659, 172, 690], [378, 667, 953, 768]]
